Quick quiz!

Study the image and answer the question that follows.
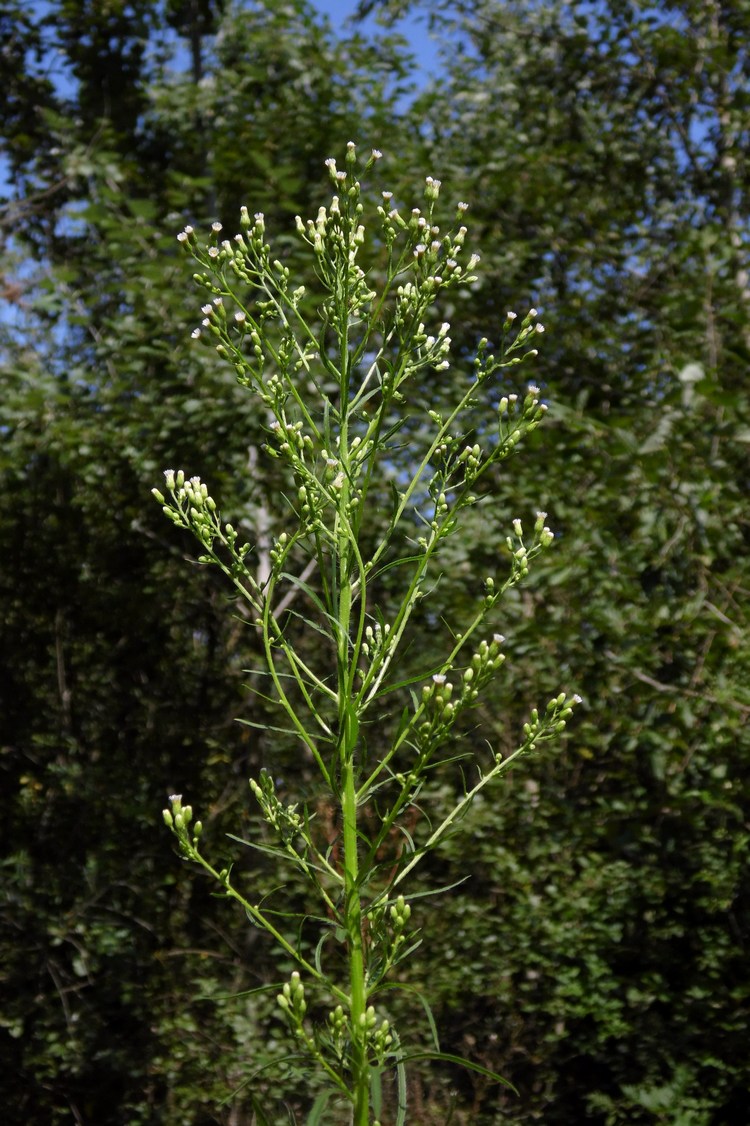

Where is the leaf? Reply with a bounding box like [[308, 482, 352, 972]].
[[306, 1090, 334, 1125], [399, 1051, 517, 1093]]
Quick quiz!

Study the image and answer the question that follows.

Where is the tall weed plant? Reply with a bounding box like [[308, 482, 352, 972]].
[[154, 145, 580, 1124]]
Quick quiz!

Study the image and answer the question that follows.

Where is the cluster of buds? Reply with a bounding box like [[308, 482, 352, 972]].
[[502, 513, 555, 584], [353, 1004, 392, 1063], [486, 515, 547, 609], [265, 416, 314, 462], [369, 1012, 394, 1065], [420, 673, 456, 737], [226, 210, 270, 274], [193, 294, 227, 341], [393, 235, 480, 328], [510, 307, 546, 350], [429, 485, 450, 527], [389, 894, 412, 948], [277, 971, 309, 1037], [162, 794, 203, 856], [494, 384, 548, 457], [512, 692, 584, 758], [153, 470, 223, 553], [410, 319, 452, 374], [177, 210, 270, 301], [278, 971, 306, 1016], [297, 195, 355, 258], [472, 308, 545, 386], [379, 174, 479, 299], [457, 442, 483, 476], [418, 638, 507, 743], [425, 433, 484, 501], [153, 470, 257, 592], [291, 145, 379, 309], [458, 635, 507, 706], [250, 771, 305, 847], [296, 479, 324, 527], [268, 530, 289, 572], [178, 210, 312, 394], [361, 620, 391, 661], [327, 1003, 349, 1061]]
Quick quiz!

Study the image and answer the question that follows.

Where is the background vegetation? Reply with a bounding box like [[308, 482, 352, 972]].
[[1, 0, 748, 1122]]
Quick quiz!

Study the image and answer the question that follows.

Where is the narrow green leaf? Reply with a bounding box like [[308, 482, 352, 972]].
[[400, 1051, 517, 1093]]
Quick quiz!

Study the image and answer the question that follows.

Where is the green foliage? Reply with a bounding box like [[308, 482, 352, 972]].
[[2, 0, 749, 1122], [157, 145, 578, 1121]]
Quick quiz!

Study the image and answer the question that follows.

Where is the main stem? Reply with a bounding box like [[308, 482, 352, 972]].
[[338, 549, 369, 1119], [335, 264, 369, 1123], [342, 740, 369, 1124], [339, 580, 369, 1120]]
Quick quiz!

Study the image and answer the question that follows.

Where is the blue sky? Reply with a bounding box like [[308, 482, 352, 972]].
[[312, 0, 440, 80], [0, 1, 440, 200]]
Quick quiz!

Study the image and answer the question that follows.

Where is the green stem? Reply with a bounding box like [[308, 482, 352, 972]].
[[341, 745, 369, 1124], [334, 272, 370, 1118], [337, 563, 369, 1120]]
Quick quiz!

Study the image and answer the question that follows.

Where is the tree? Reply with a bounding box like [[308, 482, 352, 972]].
[[0, 3, 416, 1122], [359, 0, 750, 1119], [2, 0, 749, 1120]]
